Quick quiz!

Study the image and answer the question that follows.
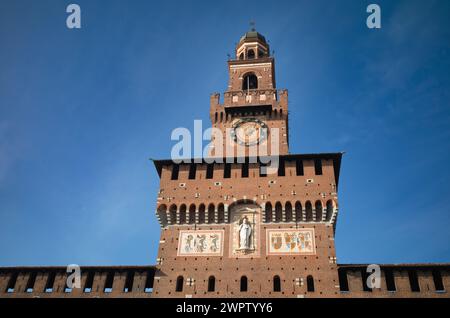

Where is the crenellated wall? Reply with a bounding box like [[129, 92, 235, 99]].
[[0, 266, 155, 298]]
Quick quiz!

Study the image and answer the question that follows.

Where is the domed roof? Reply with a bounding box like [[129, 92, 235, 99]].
[[239, 30, 267, 45]]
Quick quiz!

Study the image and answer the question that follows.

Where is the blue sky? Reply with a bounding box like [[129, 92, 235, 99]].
[[0, 0, 449, 266]]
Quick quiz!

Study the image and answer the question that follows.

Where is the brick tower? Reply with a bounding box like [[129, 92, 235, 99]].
[[151, 29, 343, 298]]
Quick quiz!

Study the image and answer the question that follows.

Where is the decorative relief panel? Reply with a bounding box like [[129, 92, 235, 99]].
[[177, 230, 224, 256], [266, 229, 315, 255]]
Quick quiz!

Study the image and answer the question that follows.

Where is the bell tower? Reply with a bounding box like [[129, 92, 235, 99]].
[[209, 29, 289, 158], [152, 29, 342, 298]]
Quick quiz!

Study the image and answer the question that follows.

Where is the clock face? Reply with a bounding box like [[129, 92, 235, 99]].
[[231, 118, 268, 146]]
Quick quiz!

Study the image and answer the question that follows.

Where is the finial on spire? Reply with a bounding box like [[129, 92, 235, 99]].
[[250, 20, 256, 32]]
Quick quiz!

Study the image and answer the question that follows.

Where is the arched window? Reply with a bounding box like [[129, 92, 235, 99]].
[[305, 201, 313, 222], [198, 204, 206, 223], [258, 49, 265, 58], [295, 201, 302, 222], [315, 201, 322, 222], [208, 204, 215, 223], [240, 276, 248, 292], [247, 49, 255, 59], [285, 202, 292, 222], [175, 276, 184, 292], [242, 73, 258, 90], [275, 202, 282, 222], [157, 204, 168, 225], [208, 276, 216, 292], [188, 204, 196, 224], [239, 52, 244, 60], [169, 204, 177, 225], [179, 204, 187, 224], [273, 275, 281, 292], [265, 202, 273, 223], [218, 203, 225, 223], [307, 275, 315, 292], [326, 200, 333, 222]]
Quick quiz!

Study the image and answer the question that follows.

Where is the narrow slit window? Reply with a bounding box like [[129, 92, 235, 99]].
[[385, 269, 396, 292], [224, 163, 231, 179], [208, 276, 215, 292], [124, 271, 134, 293], [408, 270, 420, 292], [206, 164, 214, 179], [296, 159, 304, 176], [307, 275, 315, 292], [84, 271, 94, 293], [25, 271, 37, 293], [432, 270, 445, 292], [241, 163, 249, 178], [188, 164, 196, 180], [361, 270, 372, 292], [104, 272, 114, 293], [176, 276, 184, 292], [314, 159, 323, 175], [6, 272, 18, 293], [171, 164, 179, 180], [338, 268, 349, 292], [277, 158, 285, 176], [44, 272, 56, 293], [240, 276, 248, 292], [144, 270, 154, 293], [273, 275, 281, 292]]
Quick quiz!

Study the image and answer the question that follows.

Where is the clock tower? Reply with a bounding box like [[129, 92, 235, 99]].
[[209, 29, 289, 157], [151, 29, 342, 298]]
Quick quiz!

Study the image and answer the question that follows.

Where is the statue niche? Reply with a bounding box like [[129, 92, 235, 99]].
[[229, 203, 260, 257], [238, 216, 252, 250]]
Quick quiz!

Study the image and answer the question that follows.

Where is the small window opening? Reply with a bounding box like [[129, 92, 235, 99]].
[[188, 164, 196, 180], [240, 276, 248, 292], [171, 164, 180, 180], [314, 159, 322, 175], [206, 164, 214, 179], [176, 276, 184, 292]]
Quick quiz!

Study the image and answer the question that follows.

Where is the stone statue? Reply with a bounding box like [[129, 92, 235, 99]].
[[239, 216, 252, 249]]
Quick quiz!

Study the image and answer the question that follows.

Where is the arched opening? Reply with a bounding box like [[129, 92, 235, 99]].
[[208, 276, 216, 292], [275, 202, 282, 222], [240, 276, 248, 292], [175, 276, 184, 292], [273, 275, 281, 292], [305, 201, 313, 222], [157, 204, 168, 225], [265, 202, 273, 223], [220, 112, 224, 122], [285, 202, 292, 222], [326, 200, 333, 221], [315, 201, 323, 222], [188, 204, 196, 224], [179, 204, 187, 224], [247, 49, 255, 59], [218, 203, 225, 223], [242, 73, 258, 90], [214, 112, 218, 123], [307, 275, 315, 292], [198, 204, 206, 223], [295, 201, 302, 222], [169, 204, 177, 225], [208, 204, 215, 223], [239, 52, 244, 60], [258, 49, 265, 58]]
